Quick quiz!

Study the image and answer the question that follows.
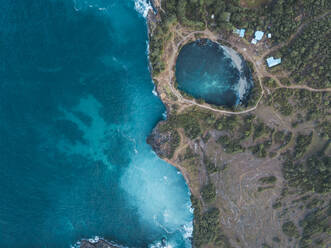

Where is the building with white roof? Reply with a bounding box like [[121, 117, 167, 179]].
[[251, 31, 264, 44]]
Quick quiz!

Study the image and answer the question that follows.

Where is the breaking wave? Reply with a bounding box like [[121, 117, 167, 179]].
[[221, 45, 253, 104], [134, 0, 153, 18]]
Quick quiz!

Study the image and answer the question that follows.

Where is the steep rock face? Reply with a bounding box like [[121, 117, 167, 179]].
[[147, 122, 179, 159]]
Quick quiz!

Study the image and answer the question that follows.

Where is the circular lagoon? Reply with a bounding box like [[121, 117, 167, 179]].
[[175, 39, 253, 107]]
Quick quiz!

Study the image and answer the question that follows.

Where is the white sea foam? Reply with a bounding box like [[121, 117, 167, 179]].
[[149, 239, 175, 248], [183, 221, 193, 239], [152, 86, 158, 96], [146, 40, 150, 56], [134, 0, 153, 18], [221, 46, 242, 71], [237, 77, 250, 103], [149, 241, 174, 248], [221, 45, 251, 102], [189, 206, 194, 214]]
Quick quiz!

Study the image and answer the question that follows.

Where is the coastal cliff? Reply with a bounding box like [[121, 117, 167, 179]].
[[147, 1, 331, 248]]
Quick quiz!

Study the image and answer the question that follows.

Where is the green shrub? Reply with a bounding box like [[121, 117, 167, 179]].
[[282, 221, 299, 238], [294, 132, 313, 159], [299, 208, 329, 247], [192, 195, 229, 248], [259, 176, 277, 184], [217, 135, 245, 154], [201, 183, 216, 203], [204, 155, 218, 174]]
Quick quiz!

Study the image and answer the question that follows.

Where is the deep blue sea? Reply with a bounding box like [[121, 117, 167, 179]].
[[0, 1, 192, 247], [176, 39, 253, 107]]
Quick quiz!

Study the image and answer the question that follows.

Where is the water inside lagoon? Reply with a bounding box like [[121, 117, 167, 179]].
[[175, 39, 253, 107], [0, 0, 192, 247]]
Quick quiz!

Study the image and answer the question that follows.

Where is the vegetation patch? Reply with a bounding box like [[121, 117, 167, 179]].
[[299, 207, 329, 247], [280, 16, 331, 88], [201, 183, 216, 203], [283, 153, 330, 194], [217, 135, 245, 154], [192, 196, 231, 248], [258, 186, 274, 192], [293, 132, 313, 159], [282, 221, 299, 238], [259, 175, 277, 184]]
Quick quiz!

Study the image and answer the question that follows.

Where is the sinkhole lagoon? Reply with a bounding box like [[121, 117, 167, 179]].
[[0, 0, 192, 247], [175, 39, 254, 107]]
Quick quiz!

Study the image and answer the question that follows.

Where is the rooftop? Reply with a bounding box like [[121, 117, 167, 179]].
[[235, 28, 246, 38], [239, 29, 245, 38], [255, 31, 264, 40], [266, 56, 282, 67]]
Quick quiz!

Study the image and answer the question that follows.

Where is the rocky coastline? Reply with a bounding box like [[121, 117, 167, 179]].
[[146, 1, 195, 192], [80, 239, 119, 248]]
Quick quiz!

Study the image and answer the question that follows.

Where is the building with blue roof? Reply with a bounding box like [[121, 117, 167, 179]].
[[239, 29, 245, 38], [254, 31, 264, 41], [266, 56, 282, 67], [235, 28, 246, 38]]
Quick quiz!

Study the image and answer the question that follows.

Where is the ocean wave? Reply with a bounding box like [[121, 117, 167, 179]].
[[221, 45, 252, 103], [162, 111, 167, 119], [149, 240, 174, 248], [182, 222, 193, 239], [134, 0, 153, 18], [236, 77, 248, 102], [152, 86, 158, 96], [146, 40, 150, 56]]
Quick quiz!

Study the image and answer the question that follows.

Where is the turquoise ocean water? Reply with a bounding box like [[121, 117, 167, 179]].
[[0, 0, 192, 247], [176, 39, 253, 107]]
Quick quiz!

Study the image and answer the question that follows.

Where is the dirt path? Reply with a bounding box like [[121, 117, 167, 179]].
[[154, 25, 331, 116]]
